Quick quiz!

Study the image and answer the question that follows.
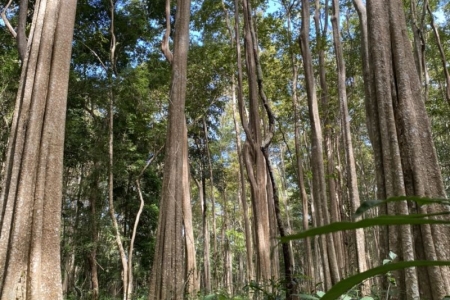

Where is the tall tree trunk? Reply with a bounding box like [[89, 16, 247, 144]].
[[366, 0, 450, 298], [299, 0, 339, 290], [263, 148, 296, 299], [237, 0, 273, 285], [62, 168, 84, 297], [278, 145, 295, 273], [194, 175, 211, 293], [0, 0, 77, 298], [232, 0, 254, 284], [409, 0, 428, 100], [182, 128, 198, 295], [148, 0, 196, 298], [231, 80, 254, 283], [283, 3, 314, 291], [331, 0, 368, 294], [107, 3, 129, 298], [88, 171, 100, 300], [313, 1, 345, 280], [203, 118, 217, 287], [222, 191, 233, 295]]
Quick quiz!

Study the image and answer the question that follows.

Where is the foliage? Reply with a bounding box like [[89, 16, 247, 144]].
[[282, 197, 450, 299]]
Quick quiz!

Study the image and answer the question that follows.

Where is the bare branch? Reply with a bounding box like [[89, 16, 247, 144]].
[[137, 146, 164, 179], [161, 0, 173, 63], [77, 40, 108, 72], [110, 0, 117, 75], [1, 0, 17, 38]]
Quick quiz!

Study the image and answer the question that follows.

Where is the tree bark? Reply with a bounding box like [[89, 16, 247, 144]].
[[148, 0, 196, 298], [231, 79, 254, 283], [203, 118, 218, 287], [331, 0, 368, 294], [366, 0, 450, 298], [232, 0, 254, 284], [263, 148, 296, 299], [237, 0, 273, 285], [299, 0, 337, 290], [283, 3, 314, 291], [106, 2, 129, 299], [313, 0, 344, 283], [0, 0, 77, 298], [88, 172, 100, 300]]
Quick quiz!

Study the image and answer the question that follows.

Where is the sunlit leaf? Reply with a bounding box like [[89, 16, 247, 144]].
[[280, 213, 450, 242], [355, 196, 450, 218], [321, 261, 450, 300]]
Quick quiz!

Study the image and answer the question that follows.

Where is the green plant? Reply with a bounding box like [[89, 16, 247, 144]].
[[281, 196, 450, 300], [243, 279, 286, 300], [198, 291, 245, 300], [382, 251, 397, 298]]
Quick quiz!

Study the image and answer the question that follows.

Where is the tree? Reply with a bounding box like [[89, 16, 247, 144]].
[[331, 0, 368, 294], [365, 0, 450, 298], [299, 0, 339, 290], [148, 0, 198, 298], [0, 0, 77, 298]]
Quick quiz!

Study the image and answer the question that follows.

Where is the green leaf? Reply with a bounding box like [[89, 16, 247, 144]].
[[355, 196, 450, 218], [360, 297, 374, 300], [354, 200, 384, 217], [280, 213, 450, 243], [297, 294, 320, 300], [321, 261, 450, 300]]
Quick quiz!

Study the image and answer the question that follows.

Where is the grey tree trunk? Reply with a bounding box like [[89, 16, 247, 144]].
[[88, 173, 100, 300], [0, 0, 77, 298], [299, 0, 337, 290], [366, 0, 450, 298], [313, 0, 345, 281], [148, 0, 197, 298], [331, 0, 368, 294], [283, 4, 314, 291], [238, 0, 273, 285], [231, 82, 254, 283], [232, 0, 254, 284]]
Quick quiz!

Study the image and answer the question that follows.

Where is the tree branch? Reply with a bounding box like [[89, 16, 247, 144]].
[[161, 0, 173, 63], [1, 0, 17, 38]]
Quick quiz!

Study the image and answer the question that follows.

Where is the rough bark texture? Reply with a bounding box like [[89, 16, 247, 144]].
[[331, 0, 368, 294], [89, 175, 100, 300], [0, 0, 77, 298], [366, 0, 450, 299], [148, 0, 196, 298], [299, 0, 336, 290], [194, 176, 211, 292], [284, 4, 314, 291], [231, 82, 254, 283], [238, 0, 273, 285], [313, 0, 344, 282], [203, 118, 217, 287], [233, 0, 254, 284]]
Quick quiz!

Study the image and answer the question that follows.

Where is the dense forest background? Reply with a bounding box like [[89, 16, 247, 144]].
[[1, 0, 450, 299]]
